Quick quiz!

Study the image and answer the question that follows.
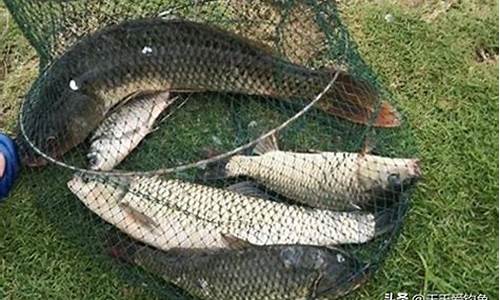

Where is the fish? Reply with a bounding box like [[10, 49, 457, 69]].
[[20, 18, 400, 167], [210, 134, 421, 210], [67, 174, 225, 251], [87, 91, 175, 171], [67, 174, 393, 252], [110, 236, 367, 300]]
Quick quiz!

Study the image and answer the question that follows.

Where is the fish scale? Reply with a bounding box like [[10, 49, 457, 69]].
[[68, 173, 376, 252], [126, 176, 377, 247]]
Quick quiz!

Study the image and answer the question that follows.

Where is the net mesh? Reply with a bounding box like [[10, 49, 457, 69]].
[[5, 0, 420, 299]]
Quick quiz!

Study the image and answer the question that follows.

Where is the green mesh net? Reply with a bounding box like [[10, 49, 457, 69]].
[[5, 0, 420, 299]]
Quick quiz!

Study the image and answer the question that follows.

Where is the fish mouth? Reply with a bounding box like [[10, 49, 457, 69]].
[[412, 159, 422, 178], [398, 159, 422, 190], [15, 137, 48, 167], [387, 158, 422, 191], [66, 174, 81, 193]]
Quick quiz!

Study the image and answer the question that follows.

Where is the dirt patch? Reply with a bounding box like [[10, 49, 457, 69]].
[[421, 0, 459, 22], [338, 0, 461, 22], [475, 43, 499, 64]]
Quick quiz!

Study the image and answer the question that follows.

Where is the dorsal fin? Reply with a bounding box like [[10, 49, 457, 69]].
[[227, 181, 269, 199], [165, 18, 281, 57], [221, 233, 254, 250], [359, 136, 375, 157], [253, 133, 280, 155]]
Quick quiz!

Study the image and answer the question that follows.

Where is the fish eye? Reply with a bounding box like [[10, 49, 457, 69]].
[[79, 174, 90, 184], [87, 152, 99, 166], [45, 136, 57, 150], [387, 173, 401, 189]]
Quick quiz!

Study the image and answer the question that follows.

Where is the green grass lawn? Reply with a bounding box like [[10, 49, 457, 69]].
[[0, 0, 498, 299]]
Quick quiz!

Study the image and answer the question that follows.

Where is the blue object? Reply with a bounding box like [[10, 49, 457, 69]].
[[0, 133, 20, 200]]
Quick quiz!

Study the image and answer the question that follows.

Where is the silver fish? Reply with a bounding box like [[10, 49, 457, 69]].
[[67, 174, 392, 252], [87, 91, 174, 171], [215, 134, 421, 210]]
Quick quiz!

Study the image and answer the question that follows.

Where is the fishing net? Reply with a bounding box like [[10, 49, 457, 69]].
[[5, 0, 420, 299]]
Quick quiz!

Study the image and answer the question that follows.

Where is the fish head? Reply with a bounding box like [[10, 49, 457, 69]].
[[67, 173, 129, 204], [87, 148, 112, 172], [279, 246, 361, 293], [357, 155, 422, 194], [20, 90, 106, 167]]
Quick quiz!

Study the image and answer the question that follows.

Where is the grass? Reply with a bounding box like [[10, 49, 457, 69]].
[[0, 0, 498, 299]]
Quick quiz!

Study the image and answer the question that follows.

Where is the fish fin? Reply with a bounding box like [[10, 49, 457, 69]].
[[201, 147, 223, 159], [229, 34, 278, 57], [359, 137, 376, 156], [374, 208, 398, 237], [253, 133, 279, 155], [149, 126, 160, 135], [106, 235, 141, 265], [307, 149, 324, 154], [221, 233, 254, 250], [107, 90, 156, 115], [323, 70, 401, 128], [201, 157, 231, 180], [348, 201, 362, 210], [374, 101, 402, 128], [93, 90, 167, 140], [168, 18, 280, 57], [167, 88, 207, 93], [157, 10, 182, 20], [227, 181, 269, 199], [119, 202, 159, 229], [156, 94, 190, 126], [155, 91, 176, 106], [147, 93, 181, 135]]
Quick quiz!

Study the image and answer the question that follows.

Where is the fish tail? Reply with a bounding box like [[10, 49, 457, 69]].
[[323, 71, 401, 128]]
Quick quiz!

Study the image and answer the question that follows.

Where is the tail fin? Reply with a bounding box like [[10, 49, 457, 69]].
[[325, 71, 401, 128], [374, 101, 401, 128]]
